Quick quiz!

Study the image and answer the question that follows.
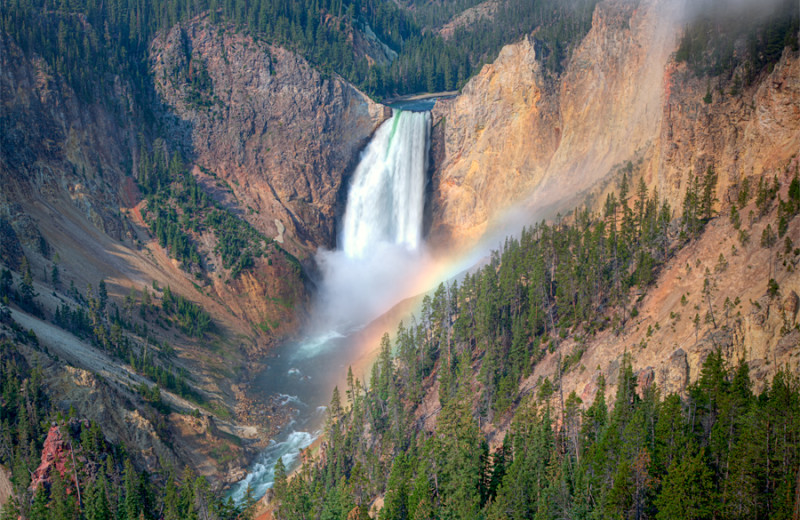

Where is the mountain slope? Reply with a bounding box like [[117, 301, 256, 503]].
[[255, 0, 800, 516]]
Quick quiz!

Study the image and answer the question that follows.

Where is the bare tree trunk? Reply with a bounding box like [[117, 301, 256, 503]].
[[69, 439, 82, 510]]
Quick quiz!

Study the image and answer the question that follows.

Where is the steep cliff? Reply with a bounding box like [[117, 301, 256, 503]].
[[429, 0, 679, 246], [429, 0, 799, 250], [0, 32, 137, 245], [652, 50, 800, 206], [150, 17, 389, 256]]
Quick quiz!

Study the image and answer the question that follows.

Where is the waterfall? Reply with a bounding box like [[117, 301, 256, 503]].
[[341, 110, 431, 258], [229, 108, 432, 504]]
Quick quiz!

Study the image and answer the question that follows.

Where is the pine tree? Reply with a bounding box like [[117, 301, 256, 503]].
[[0, 497, 21, 520], [700, 165, 718, 221], [50, 469, 79, 520], [655, 449, 715, 520], [122, 458, 143, 520], [86, 473, 112, 520], [98, 279, 108, 312], [0, 269, 11, 298], [434, 355, 482, 520], [18, 257, 37, 307], [28, 486, 50, 520], [273, 458, 288, 500], [51, 263, 61, 289]]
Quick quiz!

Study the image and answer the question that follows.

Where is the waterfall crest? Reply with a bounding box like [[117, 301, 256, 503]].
[[341, 110, 431, 259]]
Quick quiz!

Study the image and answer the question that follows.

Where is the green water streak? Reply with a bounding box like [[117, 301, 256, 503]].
[[386, 110, 403, 159]]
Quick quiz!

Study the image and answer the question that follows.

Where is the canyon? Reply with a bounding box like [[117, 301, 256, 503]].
[[0, 0, 798, 508]]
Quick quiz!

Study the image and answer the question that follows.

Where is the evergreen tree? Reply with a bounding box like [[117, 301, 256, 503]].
[[655, 449, 715, 520], [18, 257, 37, 308], [273, 459, 288, 501]]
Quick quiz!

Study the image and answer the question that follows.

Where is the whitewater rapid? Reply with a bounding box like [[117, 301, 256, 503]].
[[230, 109, 431, 502]]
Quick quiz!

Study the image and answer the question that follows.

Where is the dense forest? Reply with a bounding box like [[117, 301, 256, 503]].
[[268, 169, 800, 519], [4, 0, 794, 119], [277, 353, 800, 520], [365, 0, 599, 95], [0, 0, 599, 103]]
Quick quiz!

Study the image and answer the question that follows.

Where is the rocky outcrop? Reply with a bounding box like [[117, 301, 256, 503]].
[[438, 0, 499, 40], [652, 50, 800, 206], [150, 17, 389, 255], [0, 465, 10, 510], [0, 32, 136, 242], [429, 35, 558, 244], [30, 425, 72, 492]]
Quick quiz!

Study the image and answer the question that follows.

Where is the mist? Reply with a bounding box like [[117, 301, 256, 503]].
[[677, 0, 794, 24], [306, 244, 432, 340]]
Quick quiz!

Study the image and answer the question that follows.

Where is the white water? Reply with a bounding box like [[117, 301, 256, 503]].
[[310, 109, 432, 335], [230, 430, 317, 501], [230, 109, 431, 502], [341, 110, 430, 259]]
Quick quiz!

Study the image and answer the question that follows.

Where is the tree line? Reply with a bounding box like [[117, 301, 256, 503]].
[[676, 0, 798, 88]]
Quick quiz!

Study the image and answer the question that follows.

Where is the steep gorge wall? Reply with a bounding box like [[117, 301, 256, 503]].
[[150, 17, 389, 256], [651, 51, 800, 206], [0, 15, 390, 352], [429, 0, 679, 247], [429, 0, 800, 250], [0, 32, 137, 246], [0, 18, 389, 484]]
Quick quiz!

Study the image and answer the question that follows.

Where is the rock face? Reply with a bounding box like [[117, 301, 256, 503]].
[[0, 465, 13, 510], [150, 17, 389, 255], [429, 36, 558, 244], [0, 32, 135, 242], [438, 0, 500, 40], [653, 50, 800, 206], [429, 0, 678, 247], [30, 425, 72, 492], [429, 0, 800, 251], [0, 26, 295, 353]]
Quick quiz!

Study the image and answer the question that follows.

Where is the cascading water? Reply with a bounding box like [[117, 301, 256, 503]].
[[309, 109, 431, 334], [341, 110, 430, 258], [229, 109, 431, 502]]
